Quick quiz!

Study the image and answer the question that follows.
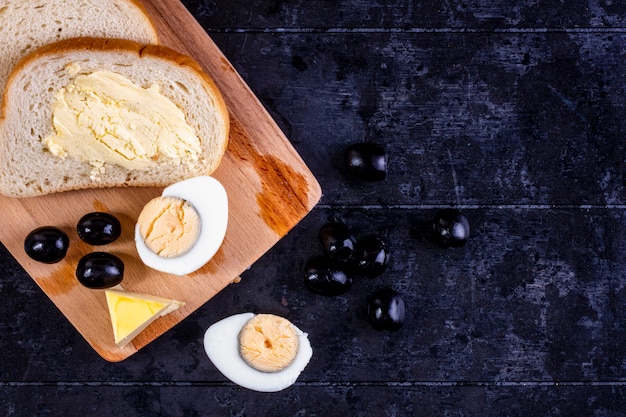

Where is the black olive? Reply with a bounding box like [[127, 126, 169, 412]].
[[355, 236, 390, 278], [319, 221, 356, 265], [344, 142, 387, 181], [432, 209, 470, 247], [76, 252, 124, 289], [304, 256, 352, 296], [24, 226, 69, 264], [367, 288, 405, 331], [77, 212, 121, 245]]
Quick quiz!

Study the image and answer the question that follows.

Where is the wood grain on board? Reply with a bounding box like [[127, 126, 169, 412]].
[[0, 0, 321, 362]]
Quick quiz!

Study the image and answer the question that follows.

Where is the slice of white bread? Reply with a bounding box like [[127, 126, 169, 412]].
[[0, 37, 229, 197], [0, 0, 159, 106]]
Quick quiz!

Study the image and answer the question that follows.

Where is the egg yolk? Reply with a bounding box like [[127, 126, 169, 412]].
[[137, 196, 200, 258], [238, 314, 299, 372]]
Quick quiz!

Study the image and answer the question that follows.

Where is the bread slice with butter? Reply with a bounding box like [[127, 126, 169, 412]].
[[0, 37, 229, 197], [105, 288, 183, 347], [0, 0, 159, 106]]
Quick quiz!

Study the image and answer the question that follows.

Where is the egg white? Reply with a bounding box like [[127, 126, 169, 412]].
[[135, 175, 228, 276], [203, 313, 313, 392]]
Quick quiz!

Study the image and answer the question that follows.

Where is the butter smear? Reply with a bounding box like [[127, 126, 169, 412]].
[[44, 69, 201, 179]]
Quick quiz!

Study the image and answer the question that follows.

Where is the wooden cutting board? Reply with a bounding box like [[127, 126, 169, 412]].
[[0, 0, 321, 362]]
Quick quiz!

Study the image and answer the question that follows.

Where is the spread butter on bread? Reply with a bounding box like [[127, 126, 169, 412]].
[[0, 0, 159, 106], [0, 38, 229, 197]]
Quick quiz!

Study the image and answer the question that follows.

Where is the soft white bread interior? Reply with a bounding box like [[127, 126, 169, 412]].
[[0, 37, 229, 198], [0, 0, 159, 106]]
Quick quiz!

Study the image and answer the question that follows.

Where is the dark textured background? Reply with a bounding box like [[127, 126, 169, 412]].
[[2, 1, 626, 415]]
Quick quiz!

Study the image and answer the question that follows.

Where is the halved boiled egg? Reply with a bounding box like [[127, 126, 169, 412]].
[[203, 313, 313, 392], [134, 175, 228, 276]]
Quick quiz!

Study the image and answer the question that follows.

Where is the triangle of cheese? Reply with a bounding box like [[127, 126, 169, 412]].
[[105, 289, 184, 347]]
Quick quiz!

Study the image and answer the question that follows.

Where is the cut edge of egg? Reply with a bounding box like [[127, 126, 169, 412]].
[[134, 175, 228, 276], [203, 313, 313, 392]]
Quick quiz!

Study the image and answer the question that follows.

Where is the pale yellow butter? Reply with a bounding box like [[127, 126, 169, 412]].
[[44, 69, 201, 177], [105, 289, 183, 347], [65, 62, 81, 76]]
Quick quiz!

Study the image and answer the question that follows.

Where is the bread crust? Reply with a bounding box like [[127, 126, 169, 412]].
[[4, 37, 227, 117], [0, 37, 230, 197], [0, 0, 160, 113], [126, 0, 160, 40]]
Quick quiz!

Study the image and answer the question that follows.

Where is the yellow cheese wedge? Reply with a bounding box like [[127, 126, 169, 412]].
[[105, 289, 184, 347]]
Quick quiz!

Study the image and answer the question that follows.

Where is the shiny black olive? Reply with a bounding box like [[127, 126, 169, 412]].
[[304, 256, 352, 296], [367, 288, 405, 331], [77, 212, 121, 245], [319, 221, 356, 265], [24, 226, 69, 264], [344, 142, 387, 181], [433, 209, 470, 247], [76, 252, 124, 289], [355, 236, 390, 278]]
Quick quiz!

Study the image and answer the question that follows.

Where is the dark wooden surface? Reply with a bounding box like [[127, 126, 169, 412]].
[[2, 1, 626, 415]]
